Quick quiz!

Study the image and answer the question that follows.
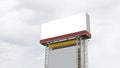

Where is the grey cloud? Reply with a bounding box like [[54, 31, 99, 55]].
[[0, 7, 41, 46], [0, 40, 45, 68], [0, 41, 23, 68], [0, 1, 44, 67], [19, 0, 118, 19]]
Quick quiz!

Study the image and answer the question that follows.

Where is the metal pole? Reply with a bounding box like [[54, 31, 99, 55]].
[[44, 43, 50, 68], [77, 36, 87, 68]]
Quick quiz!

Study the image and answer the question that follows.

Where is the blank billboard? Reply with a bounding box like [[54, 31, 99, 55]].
[[41, 12, 90, 40], [49, 46, 77, 68]]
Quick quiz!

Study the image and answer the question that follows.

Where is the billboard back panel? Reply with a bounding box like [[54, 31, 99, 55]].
[[49, 46, 77, 68]]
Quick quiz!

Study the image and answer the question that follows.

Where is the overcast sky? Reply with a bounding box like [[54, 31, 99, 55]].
[[0, 0, 120, 68]]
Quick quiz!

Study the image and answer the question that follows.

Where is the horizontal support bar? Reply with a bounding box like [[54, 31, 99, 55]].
[[49, 39, 76, 49], [40, 30, 91, 45]]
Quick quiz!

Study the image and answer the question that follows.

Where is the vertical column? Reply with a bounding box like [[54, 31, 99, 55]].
[[77, 36, 87, 68], [76, 36, 81, 68], [80, 37, 84, 68], [82, 39, 86, 68], [44, 43, 50, 68], [84, 40, 88, 68]]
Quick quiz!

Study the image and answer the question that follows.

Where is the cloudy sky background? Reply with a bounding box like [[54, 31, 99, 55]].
[[0, 0, 120, 68]]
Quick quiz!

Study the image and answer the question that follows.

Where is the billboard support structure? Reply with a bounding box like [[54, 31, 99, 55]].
[[40, 12, 91, 68], [43, 35, 90, 68]]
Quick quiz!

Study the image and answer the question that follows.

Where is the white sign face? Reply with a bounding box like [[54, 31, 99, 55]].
[[49, 46, 77, 68], [41, 12, 90, 39]]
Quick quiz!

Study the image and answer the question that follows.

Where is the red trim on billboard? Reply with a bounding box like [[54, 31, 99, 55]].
[[40, 30, 91, 44]]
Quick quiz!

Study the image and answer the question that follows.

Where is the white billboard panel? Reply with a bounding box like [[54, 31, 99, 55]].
[[49, 46, 77, 68], [41, 12, 90, 39]]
